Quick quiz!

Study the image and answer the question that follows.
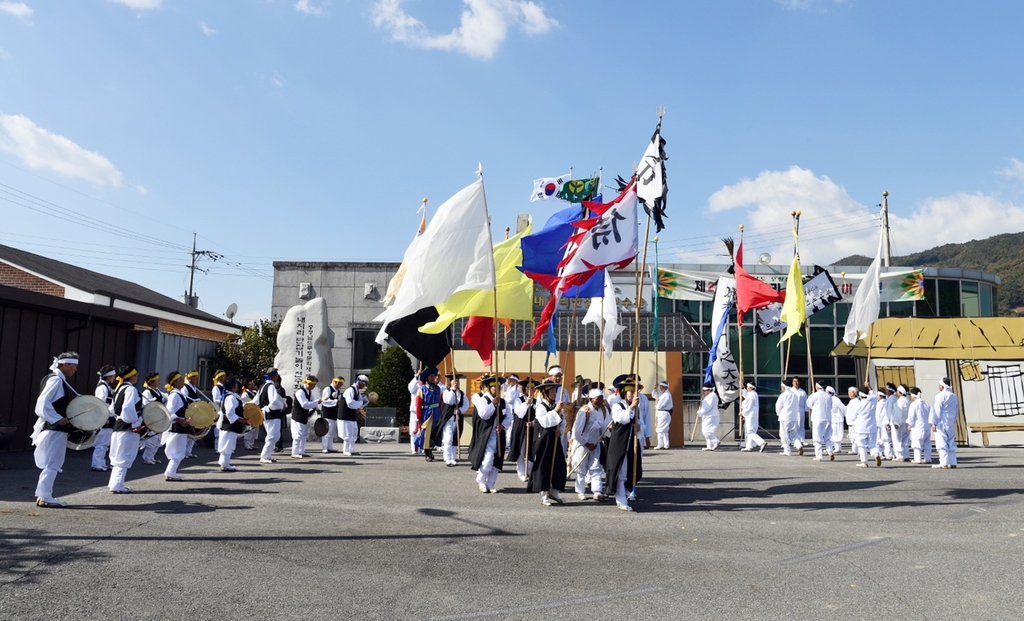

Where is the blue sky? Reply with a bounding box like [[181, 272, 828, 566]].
[[2, 0, 1024, 324]]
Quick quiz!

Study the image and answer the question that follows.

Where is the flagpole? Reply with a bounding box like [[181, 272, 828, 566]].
[[736, 226, 745, 444], [475, 163, 499, 378], [526, 318, 535, 480], [653, 236, 660, 384]]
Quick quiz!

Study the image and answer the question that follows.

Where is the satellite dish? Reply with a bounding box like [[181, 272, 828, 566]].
[[225, 303, 238, 322], [758, 253, 772, 265]]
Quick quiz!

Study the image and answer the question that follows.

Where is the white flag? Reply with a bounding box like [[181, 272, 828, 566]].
[[376, 178, 495, 344], [582, 269, 625, 358], [530, 173, 570, 202], [843, 224, 883, 345], [560, 185, 638, 277], [710, 275, 740, 406]]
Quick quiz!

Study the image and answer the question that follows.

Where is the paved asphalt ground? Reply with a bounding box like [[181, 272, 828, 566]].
[[2, 440, 1023, 621]]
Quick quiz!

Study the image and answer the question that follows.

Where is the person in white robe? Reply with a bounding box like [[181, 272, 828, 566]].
[[849, 388, 878, 467], [827, 386, 845, 454], [469, 377, 512, 493], [342, 375, 370, 456], [775, 382, 804, 456], [807, 382, 834, 461], [217, 379, 246, 471], [930, 378, 959, 469], [32, 352, 80, 507], [441, 374, 470, 466], [407, 375, 421, 454], [91, 365, 116, 472], [258, 368, 286, 464], [571, 389, 608, 500], [139, 373, 165, 465], [162, 372, 190, 481], [290, 375, 320, 458], [907, 387, 933, 464], [107, 365, 142, 493], [739, 382, 766, 452], [653, 380, 673, 450], [890, 384, 911, 461], [698, 382, 720, 451], [318, 377, 344, 453]]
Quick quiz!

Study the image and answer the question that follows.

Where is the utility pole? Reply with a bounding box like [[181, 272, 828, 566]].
[[881, 191, 891, 268], [184, 233, 222, 308]]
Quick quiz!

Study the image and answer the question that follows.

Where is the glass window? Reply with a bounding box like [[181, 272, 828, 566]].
[[961, 281, 980, 317], [993, 287, 1000, 317], [737, 325, 755, 376], [810, 327, 836, 376], [889, 301, 914, 317], [756, 331, 781, 375], [980, 284, 994, 317], [835, 302, 850, 324], [681, 375, 702, 395], [701, 301, 714, 324], [837, 355, 856, 376], [810, 304, 834, 325], [353, 329, 382, 371], [917, 279, 937, 317], [938, 280, 960, 317], [676, 300, 701, 323], [656, 297, 674, 314], [682, 352, 702, 374], [784, 333, 808, 376]]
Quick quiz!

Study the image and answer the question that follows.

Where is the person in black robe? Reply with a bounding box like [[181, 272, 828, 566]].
[[507, 377, 537, 482], [606, 377, 642, 512], [469, 376, 510, 493], [526, 381, 567, 506]]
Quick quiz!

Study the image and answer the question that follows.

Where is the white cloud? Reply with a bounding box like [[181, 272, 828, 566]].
[[997, 157, 1024, 180], [0, 113, 123, 187], [706, 165, 1024, 265], [295, 0, 326, 15], [0, 2, 32, 21], [371, 0, 558, 60], [271, 71, 285, 87], [107, 0, 162, 9], [200, 21, 216, 36], [0, 47, 11, 60], [136, 184, 148, 195]]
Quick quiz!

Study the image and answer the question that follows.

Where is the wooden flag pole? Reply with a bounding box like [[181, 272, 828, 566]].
[[737, 226, 745, 443], [526, 319, 534, 480]]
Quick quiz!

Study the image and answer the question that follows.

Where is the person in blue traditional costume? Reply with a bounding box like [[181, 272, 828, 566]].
[[413, 367, 442, 462]]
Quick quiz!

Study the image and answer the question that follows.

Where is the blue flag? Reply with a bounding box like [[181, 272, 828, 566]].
[[519, 203, 603, 298]]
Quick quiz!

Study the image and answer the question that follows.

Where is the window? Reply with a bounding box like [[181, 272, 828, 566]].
[[917, 279, 937, 317], [888, 301, 914, 317], [938, 280, 960, 317], [980, 283, 994, 316], [676, 300, 701, 323], [961, 281, 980, 317], [352, 329, 382, 371]]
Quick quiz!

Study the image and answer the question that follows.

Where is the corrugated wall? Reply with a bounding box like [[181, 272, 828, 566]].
[[0, 302, 138, 452]]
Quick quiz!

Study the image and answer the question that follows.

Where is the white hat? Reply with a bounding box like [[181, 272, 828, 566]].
[[588, 388, 603, 399], [356, 374, 369, 383], [825, 386, 835, 395], [547, 365, 563, 375]]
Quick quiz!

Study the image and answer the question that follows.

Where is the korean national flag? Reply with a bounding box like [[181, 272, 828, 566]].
[[530, 173, 570, 202]]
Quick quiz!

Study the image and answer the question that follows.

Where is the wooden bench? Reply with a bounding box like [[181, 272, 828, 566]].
[[967, 422, 1024, 447]]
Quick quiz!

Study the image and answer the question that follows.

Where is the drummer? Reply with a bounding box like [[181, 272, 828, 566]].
[[163, 371, 190, 481], [319, 376, 345, 453], [211, 370, 227, 447], [182, 370, 204, 458], [240, 378, 260, 451], [217, 378, 246, 472], [291, 374, 321, 459], [140, 372, 165, 466], [108, 364, 142, 494], [91, 364, 117, 472], [31, 351, 81, 508]]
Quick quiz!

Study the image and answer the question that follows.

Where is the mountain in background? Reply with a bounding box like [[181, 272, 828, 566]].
[[835, 231, 1024, 316]]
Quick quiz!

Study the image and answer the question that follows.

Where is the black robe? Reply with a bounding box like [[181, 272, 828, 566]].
[[527, 401, 566, 493], [605, 407, 643, 493], [507, 396, 535, 463], [468, 396, 507, 472]]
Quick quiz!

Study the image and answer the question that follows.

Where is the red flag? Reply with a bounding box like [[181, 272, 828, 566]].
[[735, 238, 784, 324], [462, 316, 494, 366]]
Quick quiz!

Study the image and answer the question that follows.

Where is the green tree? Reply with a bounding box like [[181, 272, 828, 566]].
[[215, 319, 281, 381], [367, 346, 414, 426]]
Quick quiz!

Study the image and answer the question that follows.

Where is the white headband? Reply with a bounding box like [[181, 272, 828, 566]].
[[547, 366, 562, 375], [51, 356, 78, 371], [588, 388, 603, 399], [897, 386, 907, 395], [98, 369, 116, 378], [825, 386, 835, 394], [940, 379, 951, 388]]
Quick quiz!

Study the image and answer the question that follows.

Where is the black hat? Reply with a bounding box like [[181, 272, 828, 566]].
[[536, 380, 560, 392], [518, 377, 538, 389], [479, 375, 499, 388], [445, 373, 466, 380], [419, 367, 439, 382], [571, 375, 586, 387], [613, 376, 636, 391]]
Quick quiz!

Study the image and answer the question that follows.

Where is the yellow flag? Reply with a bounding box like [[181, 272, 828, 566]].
[[419, 221, 534, 334], [778, 226, 806, 344]]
